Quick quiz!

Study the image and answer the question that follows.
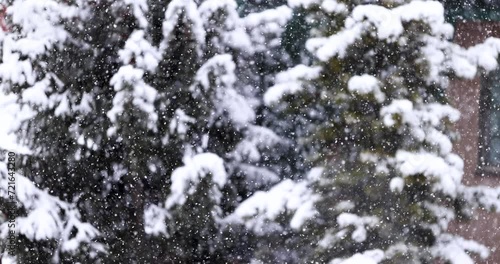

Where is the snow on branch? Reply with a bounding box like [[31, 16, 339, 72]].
[[264, 64, 322, 105], [0, 161, 104, 260], [7, 0, 77, 58], [288, 0, 347, 14], [227, 178, 318, 234], [107, 65, 159, 133], [145, 153, 228, 236], [347, 75, 385, 103], [199, 0, 252, 52], [122, 0, 149, 28], [161, 0, 205, 54], [424, 36, 500, 85], [165, 153, 228, 210], [394, 150, 463, 197], [307, 1, 453, 62], [329, 249, 385, 264], [232, 125, 282, 163], [119, 30, 161, 72], [460, 185, 500, 212], [381, 100, 460, 155], [337, 213, 379, 243], [192, 54, 255, 126], [431, 234, 489, 264], [243, 5, 293, 52], [193, 54, 237, 93], [306, 1, 500, 86]]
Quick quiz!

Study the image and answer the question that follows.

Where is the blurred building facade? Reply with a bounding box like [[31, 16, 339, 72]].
[[448, 21, 500, 263]]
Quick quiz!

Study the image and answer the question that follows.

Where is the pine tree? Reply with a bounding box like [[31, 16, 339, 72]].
[[0, 0, 293, 263], [251, 0, 500, 263]]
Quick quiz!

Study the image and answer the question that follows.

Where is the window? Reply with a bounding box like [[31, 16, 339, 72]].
[[478, 69, 500, 175]]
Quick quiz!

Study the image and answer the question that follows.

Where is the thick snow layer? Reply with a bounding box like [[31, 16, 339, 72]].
[[389, 177, 404, 192], [8, 0, 76, 57], [337, 213, 379, 242], [144, 204, 168, 236], [54, 92, 70, 117], [21, 78, 50, 106], [330, 249, 385, 264], [244, 5, 292, 30], [110, 65, 145, 92], [307, 166, 324, 182], [0, 37, 36, 86], [228, 179, 318, 234], [221, 88, 255, 125], [424, 36, 500, 85], [381, 100, 459, 155], [349, 5, 404, 40], [199, 0, 237, 16], [321, 0, 348, 14], [395, 151, 463, 197], [288, 0, 321, 8], [108, 65, 158, 131], [463, 37, 500, 74], [264, 65, 322, 105], [308, 23, 363, 61], [195, 54, 236, 90], [347, 75, 385, 102], [199, 0, 253, 52], [0, 164, 103, 257], [165, 153, 227, 209], [193, 54, 255, 126], [233, 125, 282, 163], [431, 234, 489, 264], [0, 92, 33, 153], [392, 1, 452, 37], [119, 30, 161, 72], [306, 0, 500, 87], [161, 0, 205, 54], [243, 5, 293, 52], [288, 0, 347, 13], [461, 185, 500, 212]]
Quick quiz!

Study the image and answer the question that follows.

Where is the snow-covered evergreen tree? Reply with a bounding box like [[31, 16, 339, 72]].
[[0, 0, 292, 262], [240, 0, 500, 263]]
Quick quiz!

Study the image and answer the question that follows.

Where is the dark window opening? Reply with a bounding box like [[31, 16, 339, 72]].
[[478, 69, 500, 176]]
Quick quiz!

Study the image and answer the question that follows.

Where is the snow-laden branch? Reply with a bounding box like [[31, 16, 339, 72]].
[[0, 161, 104, 262]]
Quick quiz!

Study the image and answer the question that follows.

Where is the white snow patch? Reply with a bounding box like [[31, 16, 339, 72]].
[[193, 54, 255, 126], [347, 75, 385, 102], [395, 151, 463, 197], [144, 204, 168, 236], [161, 0, 205, 54], [244, 5, 293, 52], [265, 65, 322, 105], [337, 213, 379, 242], [330, 249, 385, 264], [389, 177, 404, 192], [228, 179, 318, 234], [0, 167, 103, 256], [431, 234, 489, 264], [119, 30, 161, 72], [165, 153, 227, 209]]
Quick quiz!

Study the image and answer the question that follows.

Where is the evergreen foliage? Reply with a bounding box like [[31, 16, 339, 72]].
[[0, 0, 499, 264], [256, 0, 500, 263], [0, 0, 292, 263]]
